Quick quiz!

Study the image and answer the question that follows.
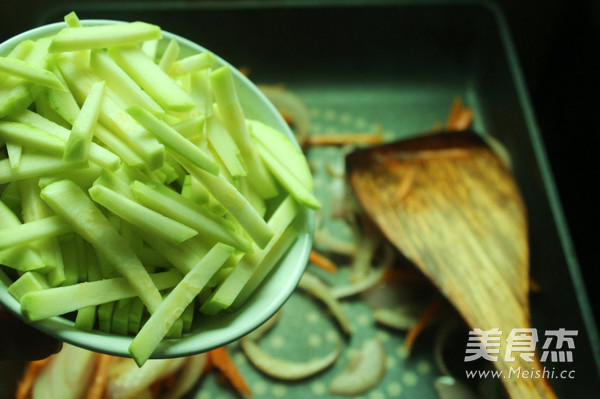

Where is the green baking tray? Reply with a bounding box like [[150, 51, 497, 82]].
[[0, 1, 598, 398]]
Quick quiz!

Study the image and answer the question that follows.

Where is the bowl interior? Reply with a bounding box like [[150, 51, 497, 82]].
[[0, 20, 314, 358]]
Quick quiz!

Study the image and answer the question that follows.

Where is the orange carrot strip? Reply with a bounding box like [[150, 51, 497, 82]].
[[15, 357, 51, 399], [453, 108, 474, 131], [446, 98, 464, 129], [209, 347, 252, 397], [309, 250, 338, 274], [202, 354, 214, 375], [86, 354, 112, 399], [404, 296, 443, 352], [446, 98, 474, 131], [305, 133, 384, 147]]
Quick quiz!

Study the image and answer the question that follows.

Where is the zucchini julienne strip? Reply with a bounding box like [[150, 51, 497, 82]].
[[40, 179, 163, 314]]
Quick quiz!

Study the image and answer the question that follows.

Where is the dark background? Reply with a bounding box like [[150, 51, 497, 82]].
[[0, 0, 598, 339], [497, 0, 600, 323]]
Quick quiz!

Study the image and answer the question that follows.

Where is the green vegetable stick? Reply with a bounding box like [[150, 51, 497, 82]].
[[0, 153, 87, 184], [59, 236, 79, 287], [0, 39, 34, 85], [248, 119, 313, 190], [172, 115, 204, 139], [158, 38, 180, 72], [63, 11, 82, 28], [0, 199, 45, 272], [0, 245, 45, 272], [0, 121, 69, 155], [0, 215, 71, 251], [169, 52, 217, 76], [139, 233, 210, 275], [6, 143, 22, 169], [200, 196, 298, 314], [127, 105, 219, 175], [40, 180, 163, 313], [111, 298, 132, 335], [8, 110, 120, 171], [0, 56, 65, 91], [19, 178, 65, 280], [64, 81, 105, 162], [206, 113, 246, 178], [108, 45, 195, 111], [34, 88, 71, 128], [38, 164, 103, 191], [129, 243, 234, 366], [75, 244, 101, 331], [89, 184, 198, 245], [94, 124, 144, 167], [97, 301, 115, 333], [255, 141, 321, 210], [48, 22, 162, 53], [20, 270, 181, 322], [175, 154, 273, 249], [56, 53, 164, 169], [0, 37, 50, 118], [45, 64, 82, 125], [210, 66, 278, 198], [6, 272, 49, 302], [0, 76, 39, 119], [233, 218, 302, 308], [90, 49, 163, 114], [130, 181, 252, 252], [142, 39, 159, 60], [7, 272, 49, 302], [128, 297, 145, 334]]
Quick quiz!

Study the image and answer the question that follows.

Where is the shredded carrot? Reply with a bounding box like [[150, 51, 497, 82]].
[[309, 250, 338, 274], [86, 354, 112, 399], [304, 133, 384, 147], [446, 98, 464, 129], [446, 97, 474, 131], [404, 296, 443, 352], [15, 357, 51, 399], [202, 354, 214, 375], [453, 108, 474, 131], [208, 347, 252, 397]]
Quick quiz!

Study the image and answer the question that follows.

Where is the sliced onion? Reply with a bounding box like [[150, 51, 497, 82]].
[[328, 338, 386, 396], [331, 266, 387, 299], [163, 354, 208, 399], [298, 272, 353, 335], [372, 304, 425, 330], [313, 228, 357, 257], [32, 344, 97, 399], [241, 336, 342, 381], [106, 356, 187, 399]]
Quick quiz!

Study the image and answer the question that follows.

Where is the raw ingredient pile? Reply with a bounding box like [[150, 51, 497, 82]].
[[0, 11, 319, 368]]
